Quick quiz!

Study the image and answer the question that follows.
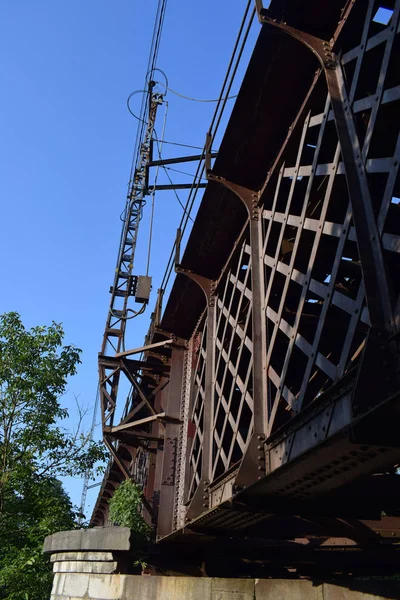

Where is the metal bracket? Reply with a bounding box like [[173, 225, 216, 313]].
[[234, 434, 267, 490], [256, 6, 336, 70], [175, 266, 217, 306], [185, 480, 210, 521], [207, 173, 260, 219]]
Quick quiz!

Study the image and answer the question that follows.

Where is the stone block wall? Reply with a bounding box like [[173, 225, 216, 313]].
[[44, 528, 400, 600]]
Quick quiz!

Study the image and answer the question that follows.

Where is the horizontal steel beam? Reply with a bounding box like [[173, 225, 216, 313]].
[[152, 183, 207, 191], [108, 412, 166, 432], [115, 338, 173, 358], [148, 152, 218, 167], [104, 425, 163, 443], [99, 354, 170, 374]]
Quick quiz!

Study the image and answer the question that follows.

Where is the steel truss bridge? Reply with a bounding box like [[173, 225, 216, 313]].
[[92, 0, 400, 578]]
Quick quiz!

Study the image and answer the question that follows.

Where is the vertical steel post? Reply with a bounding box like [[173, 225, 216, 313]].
[[157, 348, 185, 539], [174, 272, 216, 520], [248, 201, 268, 437], [207, 175, 268, 486], [185, 297, 216, 519], [203, 299, 217, 485], [187, 296, 217, 520]]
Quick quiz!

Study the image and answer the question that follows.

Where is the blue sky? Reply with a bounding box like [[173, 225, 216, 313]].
[[0, 1, 259, 517]]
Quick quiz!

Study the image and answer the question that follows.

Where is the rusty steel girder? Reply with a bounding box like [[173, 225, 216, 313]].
[[92, 0, 400, 577]]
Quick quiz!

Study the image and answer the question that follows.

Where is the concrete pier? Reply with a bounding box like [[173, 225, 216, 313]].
[[44, 528, 400, 600]]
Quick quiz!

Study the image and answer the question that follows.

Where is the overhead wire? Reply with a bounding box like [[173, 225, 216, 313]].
[[121, 0, 169, 302], [146, 67, 169, 92], [129, 0, 168, 187], [157, 84, 237, 103], [164, 166, 207, 180], [152, 132, 194, 221], [209, 1, 255, 137], [158, 1, 256, 294], [162, 166, 195, 222], [146, 101, 169, 275], [127, 90, 150, 124], [154, 139, 205, 150]]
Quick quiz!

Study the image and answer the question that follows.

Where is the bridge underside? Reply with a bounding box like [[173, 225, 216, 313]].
[[92, 0, 400, 578]]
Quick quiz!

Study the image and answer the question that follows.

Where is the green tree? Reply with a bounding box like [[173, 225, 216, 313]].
[[0, 312, 106, 600], [108, 479, 150, 536], [108, 480, 151, 570]]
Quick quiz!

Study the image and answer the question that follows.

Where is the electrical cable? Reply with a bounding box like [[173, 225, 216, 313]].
[[159, 84, 237, 103], [146, 67, 169, 94], [129, 0, 168, 186], [209, 1, 255, 137], [146, 102, 169, 275], [146, 192, 156, 276], [152, 131, 194, 219], [152, 132, 195, 222], [153, 138, 205, 150], [158, 1, 256, 294], [164, 165, 207, 180], [127, 94, 213, 154], [127, 90, 150, 124], [162, 166, 194, 222]]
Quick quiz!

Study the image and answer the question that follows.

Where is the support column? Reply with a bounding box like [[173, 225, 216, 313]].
[[157, 347, 185, 539], [203, 299, 217, 487], [208, 174, 268, 488], [175, 268, 217, 519]]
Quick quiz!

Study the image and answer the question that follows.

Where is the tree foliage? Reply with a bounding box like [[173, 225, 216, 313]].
[[0, 312, 106, 600], [108, 479, 150, 537]]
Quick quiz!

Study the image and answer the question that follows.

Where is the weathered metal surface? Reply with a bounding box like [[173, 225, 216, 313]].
[[92, 0, 400, 576]]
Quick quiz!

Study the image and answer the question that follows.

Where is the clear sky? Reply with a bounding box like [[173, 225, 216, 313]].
[[0, 1, 260, 517]]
